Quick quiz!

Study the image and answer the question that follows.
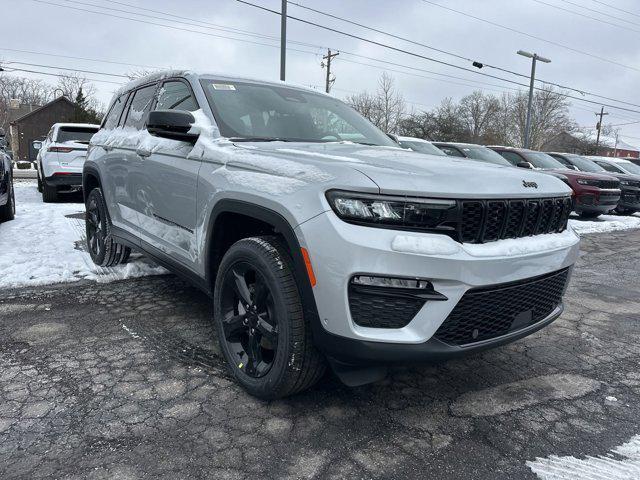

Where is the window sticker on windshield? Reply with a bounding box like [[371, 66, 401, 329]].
[[212, 84, 236, 91]]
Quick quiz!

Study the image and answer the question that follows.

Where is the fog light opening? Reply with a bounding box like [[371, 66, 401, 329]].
[[351, 275, 433, 290]]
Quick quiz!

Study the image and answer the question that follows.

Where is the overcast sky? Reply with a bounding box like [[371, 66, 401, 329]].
[[3, 0, 640, 144]]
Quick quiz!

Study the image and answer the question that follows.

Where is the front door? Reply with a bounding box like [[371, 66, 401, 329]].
[[134, 79, 202, 271]]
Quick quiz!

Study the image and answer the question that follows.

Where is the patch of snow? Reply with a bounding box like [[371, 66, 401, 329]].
[[391, 234, 462, 256], [462, 229, 579, 258], [528, 435, 640, 480], [0, 184, 167, 289], [391, 229, 579, 258], [606, 396, 618, 402], [276, 148, 360, 163], [569, 213, 640, 234], [219, 169, 307, 195]]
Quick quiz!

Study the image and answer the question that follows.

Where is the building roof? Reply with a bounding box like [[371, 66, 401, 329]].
[[9, 97, 77, 125]]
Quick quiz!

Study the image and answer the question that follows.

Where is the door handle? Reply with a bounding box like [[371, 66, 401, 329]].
[[103, 145, 113, 152], [136, 147, 151, 158]]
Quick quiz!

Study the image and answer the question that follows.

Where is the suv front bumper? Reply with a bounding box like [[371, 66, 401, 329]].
[[297, 210, 580, 363]]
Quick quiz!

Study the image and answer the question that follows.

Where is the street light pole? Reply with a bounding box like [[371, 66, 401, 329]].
[[517, 50, 551, 149]]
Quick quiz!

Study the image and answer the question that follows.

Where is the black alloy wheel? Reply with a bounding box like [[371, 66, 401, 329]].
[[86, 194, 105, 259], [219, 262, 279, 378]]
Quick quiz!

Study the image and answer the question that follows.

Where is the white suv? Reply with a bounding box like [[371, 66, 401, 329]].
[[84, 71, 580, 398], [37, 123, 100, 202]]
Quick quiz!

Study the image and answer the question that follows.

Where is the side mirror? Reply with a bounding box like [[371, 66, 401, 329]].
[[32, 141, 42, 150], [517, 161, 533, 169], [147, 110, 198, 143]]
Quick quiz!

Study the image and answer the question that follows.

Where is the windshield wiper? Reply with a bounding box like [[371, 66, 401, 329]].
[[229, 137, 292, 142]]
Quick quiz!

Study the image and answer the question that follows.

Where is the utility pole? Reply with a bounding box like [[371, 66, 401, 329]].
[[280, 0, 287, 81], [322, 49, 339, 93], [595, 106, 609, 152], [517, 50, 551, 149]]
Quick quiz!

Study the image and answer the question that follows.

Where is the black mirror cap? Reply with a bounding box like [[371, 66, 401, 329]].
[[517, 161, 533, 169], [147, 110, 199, 143]]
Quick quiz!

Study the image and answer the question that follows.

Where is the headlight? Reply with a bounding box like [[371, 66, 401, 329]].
[[576, 178, 597, 186], [620, 180, 630, 186], [326, 190, 458, 232]]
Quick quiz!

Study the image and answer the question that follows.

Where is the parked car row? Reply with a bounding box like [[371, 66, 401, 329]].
[[4, 69, 636, 398], [400, 137, 635, 219]]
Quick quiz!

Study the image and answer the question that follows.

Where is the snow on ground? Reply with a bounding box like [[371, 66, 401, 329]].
[[569, 213, 640, 235], [528, 435, 640, 479], [0, 182, 166, 289]]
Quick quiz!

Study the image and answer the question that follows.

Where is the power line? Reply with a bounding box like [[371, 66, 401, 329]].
[[590, 0, 640, 20], [419, 0, 640, 72], [287, 0, 640, 110], [0, 47, 164, 70], [3, 67, 124, 85], [30, 0, 323, 57], [558, 0, 640, 28], [6, 61, 130, 78], [236, 0, 640, 115], [533, 0, 640, 34], [61, 0, 324, 51], [29, 0, 640, 113]]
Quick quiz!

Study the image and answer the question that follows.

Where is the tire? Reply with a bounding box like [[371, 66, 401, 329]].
[[85, 187, 131, 267], [0, 176, 15, 222], [579, 211, 600, 219], [42, 179, 58, 203], [213, 236, 326, 399], [37, 165, 43, 193]]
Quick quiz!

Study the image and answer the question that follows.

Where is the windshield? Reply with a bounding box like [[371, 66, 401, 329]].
[[525, 152, 565, 169], [57, 127, 99, 143], [618, 161, 640, 175], [201, 80, 396, 146], [398, 140, 446, 156], [567, 155, 606, 173], [460, 146, 511, 166]]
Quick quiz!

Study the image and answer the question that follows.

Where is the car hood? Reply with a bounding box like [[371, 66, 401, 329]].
[[544, 168, 618, 182], [236, 142, 572, 198]]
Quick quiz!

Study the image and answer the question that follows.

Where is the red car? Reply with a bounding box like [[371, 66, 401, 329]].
[[489, 147, 621, 218]]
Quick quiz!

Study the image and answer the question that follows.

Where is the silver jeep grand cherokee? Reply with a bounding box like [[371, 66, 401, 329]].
[[84, 71, 580, 399]]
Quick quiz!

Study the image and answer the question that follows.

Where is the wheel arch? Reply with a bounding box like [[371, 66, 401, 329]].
[[82, 163, 102, 203], [205, 200, 322, 334]]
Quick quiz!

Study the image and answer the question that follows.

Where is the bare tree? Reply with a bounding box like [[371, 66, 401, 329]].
[[376, 72, 406, 134], [512, 86, 575, 149], [459, 91, 500, 142], [346, 72, 406, 133], [56, 73, 96, 103]]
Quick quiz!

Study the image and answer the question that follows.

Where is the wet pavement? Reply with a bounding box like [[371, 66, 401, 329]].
[[1, 229, 639, 479]]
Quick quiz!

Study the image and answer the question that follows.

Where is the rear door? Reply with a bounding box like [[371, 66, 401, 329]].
[[135, 78, 202, 269]]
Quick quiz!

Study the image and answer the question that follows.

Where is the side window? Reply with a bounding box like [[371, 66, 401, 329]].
[[551, 155, 571, 167], [103, 94, 127, 130], [156, 81, 198, 111], [597, 161, 623, 173], [123, 84, 158, 130], [439, 146, 464, 157], [498, 151, 523, 166]]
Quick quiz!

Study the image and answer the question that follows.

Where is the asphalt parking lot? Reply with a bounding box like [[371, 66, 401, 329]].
[[1, 200, 640, 479]]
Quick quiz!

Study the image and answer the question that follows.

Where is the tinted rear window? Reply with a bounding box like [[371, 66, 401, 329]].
[[56, 127, 99, 143]]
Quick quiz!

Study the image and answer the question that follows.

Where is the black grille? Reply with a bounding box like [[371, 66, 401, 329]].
[[434, 268, 570, 346], [459, 197, 572, 244], [598, 180, 619, 189], [599, 192, 621, 205], [349, 286, 424, 329]]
